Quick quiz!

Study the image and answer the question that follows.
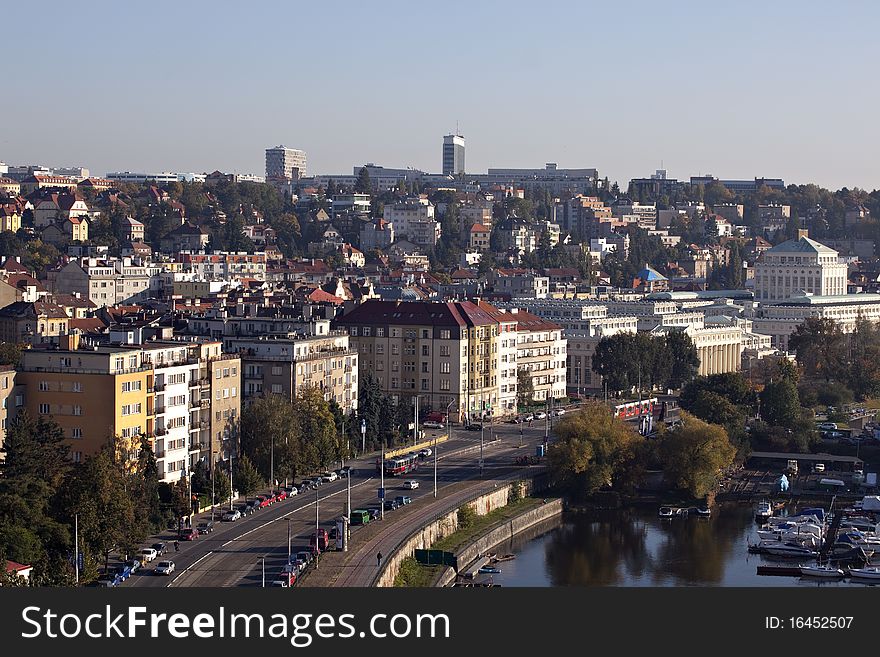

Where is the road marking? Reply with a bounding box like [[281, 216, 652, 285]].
[[168, 550, 214, 587]]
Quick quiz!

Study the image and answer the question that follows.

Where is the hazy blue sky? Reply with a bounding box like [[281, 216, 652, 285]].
[[4, 0, 878, 190]]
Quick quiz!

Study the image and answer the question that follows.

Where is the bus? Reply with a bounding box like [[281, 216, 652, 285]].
[[613, 398, 658, 420], [350, 509, 371, 526]]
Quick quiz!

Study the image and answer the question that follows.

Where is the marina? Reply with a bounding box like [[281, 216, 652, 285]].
[[487, 497, 880, 587]]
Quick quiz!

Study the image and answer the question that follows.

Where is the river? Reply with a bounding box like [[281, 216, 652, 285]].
[[490, 503, 871, 587]]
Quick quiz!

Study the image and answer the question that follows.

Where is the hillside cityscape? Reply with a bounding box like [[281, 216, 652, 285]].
[[1, 136, 880, 588]]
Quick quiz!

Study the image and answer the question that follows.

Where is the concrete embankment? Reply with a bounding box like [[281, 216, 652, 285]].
[[374, 477, 548, 587], [435, 498, 563, 587]]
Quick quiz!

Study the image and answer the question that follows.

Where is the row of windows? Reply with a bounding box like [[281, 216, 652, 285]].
[[121, 403, 142, 416]]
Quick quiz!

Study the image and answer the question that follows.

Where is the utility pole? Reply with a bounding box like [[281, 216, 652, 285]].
[[287, 518, 292, 564], [315, 485, 320, 569], [261, 557, 265, 588], [361, 419, 366, 455], [346, 465, 351, 520], [413, 395, 419, 446], [74, 513, 79, 586], [380, 435, 385, 520], [270, 432, 275, 495], [229, 452, 234, 511], [480, 399, 484, 479], [211, 455, 215, 522]]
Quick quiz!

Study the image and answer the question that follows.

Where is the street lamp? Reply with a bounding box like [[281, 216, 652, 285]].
[[360, 419, 366, 455], [380, 433, 385, 520], [441, 400, 455, 498], [315, 485, 320, 569]]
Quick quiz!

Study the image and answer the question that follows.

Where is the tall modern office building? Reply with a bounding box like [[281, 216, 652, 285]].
[[442, 134, 465, 176], [265, 145, 307, 181]]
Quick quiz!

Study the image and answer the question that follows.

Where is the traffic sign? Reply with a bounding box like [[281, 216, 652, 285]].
[[378, 487, 385, 500]]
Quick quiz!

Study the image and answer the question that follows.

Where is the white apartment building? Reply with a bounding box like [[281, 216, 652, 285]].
[[265, 145, 307, 181], [151, 359, 194, 483], [179, 252, 267, 281], [754, 235, 848, 302], [383, 198, 440, 248]]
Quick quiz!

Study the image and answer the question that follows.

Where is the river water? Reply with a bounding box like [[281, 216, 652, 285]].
[[491, 504, 870, 587]]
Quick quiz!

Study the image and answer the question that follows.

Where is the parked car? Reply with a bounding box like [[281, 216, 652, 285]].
[[124, 559, 142, 574], [197, 521, 215, 534], [182, 528, 199, 541], [287, 486, 299, 496], [272, 568, 297, 587], [237, 504, 253, 517], [403, 480, 420, 490], [394, 495, 412, 506], [368, 508, 381, 521], [535, 412, 547, 420], [222, 509, 242, 522], [93, 577, 117, 587], [818, 422, 838, 431], [151, 542, 167, 556], [256, 496, 271, 508], [140, 547, 158, 563], [423, 420, 445, 429], [155, 560, 176, 576], [321, 471, 338, 483], [275, 490, 288, 502], [813, 463, 826, 473], [418, 448, 433, 457], [522, 414, 535, 422], [108, 564, 132, 582], [383, 499, 400, 511], [465, 423, 482, 431], [553, 408, 567, 416]]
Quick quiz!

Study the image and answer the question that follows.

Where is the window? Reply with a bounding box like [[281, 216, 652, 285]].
[[376, 344, 384, 354], [440, 329, 450, 339], [72, 428, 83, 439], [376, 328, 385, 337], [441, 361, 450, 373], [223, 388, 230, 398], [39, 381, 49, 391], [271, 384, 282, 394], [421, 362, 429, 373], [440, 379, 450, 391], [223, 368, 230, 377], [129, 356, 138, 369], [422, 345, 429, 356], [216, 369, 222, 379], [231, 387, 237, 397], [363, 327, 371, 337], [440, 345, 450, 357], [73, 405, 82, 416], [421, 379, 429, 391], [39, 403, 50, 414], [421, 329, 429, 339], [271, 366, 282, 376], [349, 327, 358, 336]]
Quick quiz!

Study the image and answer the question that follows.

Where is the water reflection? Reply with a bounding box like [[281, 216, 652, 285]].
[[497, 504, 869, 587]]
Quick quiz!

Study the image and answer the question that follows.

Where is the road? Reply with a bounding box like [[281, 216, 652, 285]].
[[125, 419, 555, 587]]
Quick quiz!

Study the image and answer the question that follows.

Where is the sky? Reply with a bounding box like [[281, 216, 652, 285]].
[[3, 0, 879, 190]]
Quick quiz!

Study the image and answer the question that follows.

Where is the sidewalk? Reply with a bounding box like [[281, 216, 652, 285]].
[[301, 466, 526, 587]]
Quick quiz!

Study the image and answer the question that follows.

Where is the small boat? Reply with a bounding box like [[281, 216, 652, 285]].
[[695, 507, 711, 517], [848, 567, 880, 580], [659, 506, 674, 518], [478, 566, 501, 574], [491, 554, 515, 563], [799, 564, 845, 578], [756, 500, 773, 521]]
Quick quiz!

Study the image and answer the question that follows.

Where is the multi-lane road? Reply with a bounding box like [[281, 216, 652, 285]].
[[124, 420, 554, 587]]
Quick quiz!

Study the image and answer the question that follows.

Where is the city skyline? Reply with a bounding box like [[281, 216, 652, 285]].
[[2, 0, 879, 190]]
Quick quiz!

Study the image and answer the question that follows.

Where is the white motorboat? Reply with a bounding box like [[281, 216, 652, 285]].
[[756, 500, 773, 521], [847, 567, 880, 581], [659, 506, 674, 518], [799, 564, 845, 578], [762, 542, 818, 558]]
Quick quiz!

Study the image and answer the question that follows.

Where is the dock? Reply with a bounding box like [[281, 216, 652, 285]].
[[757, 565, 803, 577]]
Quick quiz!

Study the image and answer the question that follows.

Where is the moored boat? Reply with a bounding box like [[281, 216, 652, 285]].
[[799, 564, 845, 578], [756, 500, 773, 521], [848, 567, 880, 580]]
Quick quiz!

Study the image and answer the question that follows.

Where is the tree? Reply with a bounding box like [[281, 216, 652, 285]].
[[664, 331, 699, 390], [680, 373, 757, 413], [788, 317, 847, 382], [232, 454, 263, 499], [547, 402, 644, 499], [659, 412, 736, 499], [517, 367, 535, 409], [760, 378, 801, 429], [240, 394, 301, 484], [0, 342, 22, 367], [294, 385, 339, 471], [355, 167, 373, 195]]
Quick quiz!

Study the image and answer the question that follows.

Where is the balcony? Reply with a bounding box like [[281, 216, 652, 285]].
[[155, 427, 167, 436], [154, 382, 165, 392], [155, 406, 166, 416], [200, 399, 211, 409], [188, 379, 199, 388]]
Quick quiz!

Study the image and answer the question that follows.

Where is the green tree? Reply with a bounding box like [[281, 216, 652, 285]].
[[659, 412, 736, 499], [294, 385, 340, 471], [517, 367, 535, 408], [355, 167, 373, 195], [760, 378, 801, 429], [679, 373, 757, 413], [232, 454, 264, 500], [240, 394, 301, 484], [664, 330, 700, 390], [0, 342, 22, 367], [547, 402, 644, 499], [788, 317, 847, 382]]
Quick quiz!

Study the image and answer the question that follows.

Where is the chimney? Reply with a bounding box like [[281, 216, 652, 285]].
[[797, 228, 809, 240], [60, 333, 80, 351]]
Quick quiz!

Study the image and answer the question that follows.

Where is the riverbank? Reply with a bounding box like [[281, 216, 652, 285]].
[[393, 496, 563, 587]]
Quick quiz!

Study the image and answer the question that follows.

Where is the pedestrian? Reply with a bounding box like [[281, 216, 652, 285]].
[[174, 540, 179, 552], [377, 551, 383, 568]]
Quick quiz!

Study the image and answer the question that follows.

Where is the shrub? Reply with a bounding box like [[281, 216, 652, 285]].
[[457, 505, 477, 530]]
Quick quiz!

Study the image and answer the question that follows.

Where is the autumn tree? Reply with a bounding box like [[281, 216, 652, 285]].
[[547, 402, 644, 499], [659, 412, 736, 499]]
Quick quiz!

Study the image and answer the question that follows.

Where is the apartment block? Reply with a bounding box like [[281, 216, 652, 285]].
[[226, 330, 358, 414]]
